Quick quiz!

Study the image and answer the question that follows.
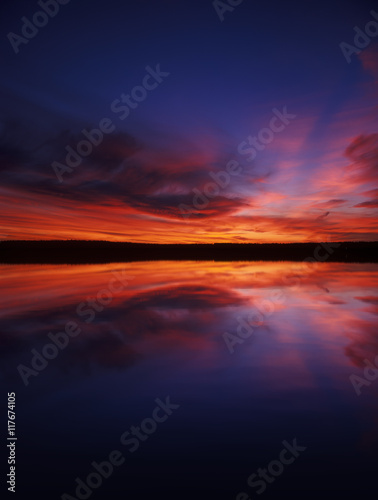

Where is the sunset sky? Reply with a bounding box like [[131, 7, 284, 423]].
[[0, 0, 377, 242]]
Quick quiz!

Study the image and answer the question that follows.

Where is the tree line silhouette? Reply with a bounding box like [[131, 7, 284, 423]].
[[0, 240, 376, 264]]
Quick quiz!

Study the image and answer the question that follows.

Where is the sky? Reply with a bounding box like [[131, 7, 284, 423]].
[[0, 0, 377, 243]]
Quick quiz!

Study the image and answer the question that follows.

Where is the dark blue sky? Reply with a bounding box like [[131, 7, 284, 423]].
[[1, 0, 373, 131]]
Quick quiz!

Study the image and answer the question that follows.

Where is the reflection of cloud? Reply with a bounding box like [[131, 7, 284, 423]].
[[66, 327, 140, 371], [0, 317, 139, 381], [1, 262, 378, 394], [354, 296, 378, 315], [344, 319, 378, 368], [125, 284, 247, 309], [0, 283, 247, 383]]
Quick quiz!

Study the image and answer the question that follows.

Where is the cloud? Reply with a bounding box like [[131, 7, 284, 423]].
[[316, 211, 330, 220], [345, 133, 378, 186], [0, 114, 377, 242], [326, 199, 347, 206], [0, 118, 265, 225], [354, 200, 378, 208], [359, 43, 378, 81]]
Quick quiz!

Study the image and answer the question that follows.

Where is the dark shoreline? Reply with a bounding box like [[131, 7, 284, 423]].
[[0, 241, 377, 264]]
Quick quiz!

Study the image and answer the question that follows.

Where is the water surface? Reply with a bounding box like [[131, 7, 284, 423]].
[[1, 261, 377, 499]]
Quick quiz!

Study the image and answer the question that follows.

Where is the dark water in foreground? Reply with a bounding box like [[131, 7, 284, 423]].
[[1, 261, 377, 499]]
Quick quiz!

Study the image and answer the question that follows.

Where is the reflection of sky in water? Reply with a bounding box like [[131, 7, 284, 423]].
[[1, 262, 377, 499]]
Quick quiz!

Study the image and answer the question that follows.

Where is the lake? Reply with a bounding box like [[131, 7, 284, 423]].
[[1, 261, 377, 499]]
